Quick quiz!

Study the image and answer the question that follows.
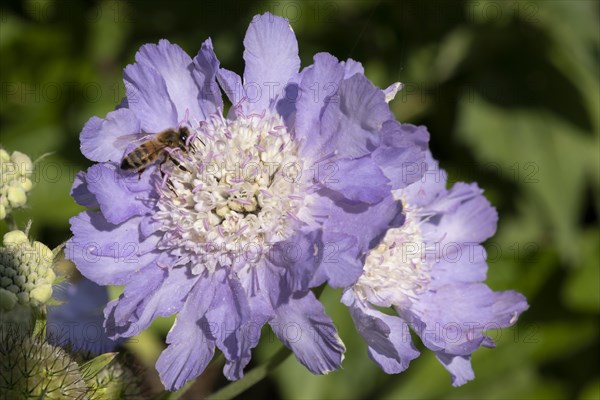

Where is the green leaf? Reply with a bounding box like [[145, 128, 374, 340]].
[[456, 96, 595, 263], [51, 241, 66, 257], [431, 27, 474, 84], [533, 0, 600, 132], [579, 377, 600, 400], [80, 352, 118, 382], [563, 229, 600, 312]]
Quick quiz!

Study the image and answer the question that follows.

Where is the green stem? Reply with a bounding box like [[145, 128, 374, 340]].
[[206, 345, 291, 400], [7, 214, 18, 231]]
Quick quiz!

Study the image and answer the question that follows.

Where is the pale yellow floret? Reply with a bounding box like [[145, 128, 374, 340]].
[[3, 230, 29, 246], [29, 284, 52, 303], [7, 187, 27, 207]]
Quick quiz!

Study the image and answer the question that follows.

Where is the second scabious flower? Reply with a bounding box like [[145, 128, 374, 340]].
[[67, 13, 427, 390], [344, 152, 528, 385]]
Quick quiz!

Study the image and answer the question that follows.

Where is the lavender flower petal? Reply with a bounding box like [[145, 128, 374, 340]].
[[80, 108, 140, 163], [85, 163, 157, 225], [105, 263, 197, 339], [135, 39, 206, 123], [123, 59, 178, 132], [269, 290, 345, 374], [342, 290, 419, 373], [243, 13, 300, 113], [192, 38, 224, 118], [156, 273, 217, 391], [436, 353, 475, 387], [67, 211, 159, 285], [47, 277, 119, 354], [71, 171, 99, 208]]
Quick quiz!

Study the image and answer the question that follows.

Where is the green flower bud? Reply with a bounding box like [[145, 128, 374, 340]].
[[1, 276, 11, 287], [0, 230, 55, 312], [4, 230, 29, 246], [0, 288, 18, 310], [30, 283, 52, 303], [87, 360, 145, 400], [0, 336, 91, 399]]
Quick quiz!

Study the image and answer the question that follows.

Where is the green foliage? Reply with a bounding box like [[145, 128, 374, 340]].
[[0, 0, 597, 398]]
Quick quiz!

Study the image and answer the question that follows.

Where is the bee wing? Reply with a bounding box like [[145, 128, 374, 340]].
[[114, 133, 152, 147], [113, 133, 157, 157]]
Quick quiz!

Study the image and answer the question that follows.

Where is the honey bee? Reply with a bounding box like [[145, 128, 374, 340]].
[[120, 126, 190, 173]]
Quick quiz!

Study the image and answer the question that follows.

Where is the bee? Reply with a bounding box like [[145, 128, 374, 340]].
[[120, 126, 190, 174]]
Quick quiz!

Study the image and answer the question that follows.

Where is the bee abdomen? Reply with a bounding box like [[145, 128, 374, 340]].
[[121, 146, 156, 170], [120, 157, 135, 170]]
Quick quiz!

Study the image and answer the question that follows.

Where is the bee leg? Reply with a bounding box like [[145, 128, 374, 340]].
[[167, 179, 177, 195], [137, 168, 146, 180], [192, 136, 206, 151], [162, 175, 177, 195], [159, 156, 169, 174], [170, 155, 189, 172]]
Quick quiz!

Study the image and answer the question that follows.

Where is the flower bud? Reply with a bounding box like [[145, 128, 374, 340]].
[[87, 359, 145, 400], [0, 148, 34, 219], [0, 288, 18, 310], [0, 230, 55, 312], [0, 335, 90, 399], [11, 151, 33, 175], [0, 148, 10, 162]]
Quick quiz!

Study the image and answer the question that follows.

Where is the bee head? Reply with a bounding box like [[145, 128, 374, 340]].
[[178, 127, 190, 149]]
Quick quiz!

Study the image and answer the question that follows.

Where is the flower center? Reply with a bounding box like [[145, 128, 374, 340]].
[[353, 202, 431, 307], [154, 111, 305, 272]]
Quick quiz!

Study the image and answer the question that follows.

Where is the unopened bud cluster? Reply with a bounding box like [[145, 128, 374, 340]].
[[88, 360, 145, 400], [0, 336, 89, 399], [0, 230, 55, 311], [0, 148, 34, 220]]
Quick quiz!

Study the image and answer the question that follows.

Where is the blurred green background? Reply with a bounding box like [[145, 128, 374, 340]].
[[1, 0, 598, 399]]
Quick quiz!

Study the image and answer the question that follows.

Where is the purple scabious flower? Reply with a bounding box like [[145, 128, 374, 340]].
[[66, 13, 427, 390], [342, 151, 529, 386], [47, 277, 119, 355]]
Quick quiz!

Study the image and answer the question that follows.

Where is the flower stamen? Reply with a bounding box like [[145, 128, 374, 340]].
[[153, 111, 306, 272]]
